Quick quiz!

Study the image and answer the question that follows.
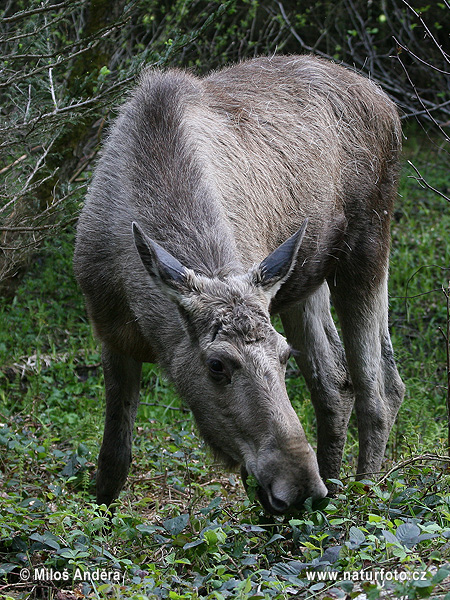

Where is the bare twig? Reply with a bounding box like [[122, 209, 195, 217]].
[[1, 10, 71, 43], [140, 402, 184, 411], [378, 453, 450, 485], [2, 13, 133, 62], [393, 37, 450, 76], [0, 225, 56, 232], [276, 0, 450, 127], [0, 153, 27, 176], [276, 2, 334, 61], [0, 75, 136, 135], [395, 53, 450, 135], [447, 284, 450, 459], [48, 68, 58, 111], [2, 1, 82, 23], [407, 161, 450, 202], [439, 284, 450, 458], [401, 0, 450, 63], [401, 265, 450, 320]]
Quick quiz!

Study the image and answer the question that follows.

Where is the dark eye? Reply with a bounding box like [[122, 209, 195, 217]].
[[208, 359, 224, 373], [206, 358, 229, 382]]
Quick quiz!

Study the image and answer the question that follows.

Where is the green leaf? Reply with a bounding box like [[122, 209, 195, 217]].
[[326, 478, 344, 488], [242, 578, 252, 594], [346, 526, 365, 549], [396, 522, 421, 548], [431, 568, 450, 584], [382, 530, 398, 544], [302, 541, 321, 550], [183, 538, 204, 550], [204, 527, 226, 546], [368, 514, 383, 523], [200, 496, 222, 514], [245, 475, 258, 502], [162, 513, 189, 536], [136, 524, 161, 535], [0, 563, 18, 575], [412, 578, 432, 589], [330, 518, 351, 525], [310, 582, 325, 591], [272, 562, 303, 577], [29, 532, 60, 550], [266, 533, 285, 545]]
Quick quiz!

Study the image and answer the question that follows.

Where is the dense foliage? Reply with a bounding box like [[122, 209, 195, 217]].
[[1, 134, 450, 598], [1, 0, 449, 287], [1, 0, 449, 598]]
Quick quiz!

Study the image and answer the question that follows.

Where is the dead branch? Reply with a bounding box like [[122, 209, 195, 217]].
[[407, 161, 450, 202], [378, 453, 450, 485], [2, 1, 83, 23]]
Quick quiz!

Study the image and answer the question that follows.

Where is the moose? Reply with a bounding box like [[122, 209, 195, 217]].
[[74, 55, 405, 514]]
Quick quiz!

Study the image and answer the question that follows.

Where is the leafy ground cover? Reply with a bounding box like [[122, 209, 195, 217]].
[[1, 130, 450, 599]]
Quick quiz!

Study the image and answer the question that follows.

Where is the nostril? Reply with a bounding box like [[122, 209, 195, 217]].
[[270, 494, 289, 514]]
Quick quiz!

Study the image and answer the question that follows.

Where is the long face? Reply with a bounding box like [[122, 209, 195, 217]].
[[133, 221, 327, 513]]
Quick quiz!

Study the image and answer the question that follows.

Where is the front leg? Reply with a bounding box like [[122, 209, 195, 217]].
[[96, 345, 142, 506], [281, 283, 354, 486]]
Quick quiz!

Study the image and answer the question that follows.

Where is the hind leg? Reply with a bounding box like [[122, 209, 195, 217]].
[[281, 283, 354, 485], [96, 345, 142, 505], [330, 273, 404, 477]]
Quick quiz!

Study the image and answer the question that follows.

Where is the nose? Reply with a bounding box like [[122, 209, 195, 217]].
[[268, 493, 290, 514], [257, 476, 328, 514], [241, 463, 328, 514], [314, 478, 329, 500], [268, 482, 327, 514]]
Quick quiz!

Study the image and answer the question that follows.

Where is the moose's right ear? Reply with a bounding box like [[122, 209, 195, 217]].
[[251, 219, 308, 301], [132, 222, 187, 287]]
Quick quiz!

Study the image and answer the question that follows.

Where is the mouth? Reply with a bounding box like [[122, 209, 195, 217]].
[[240, 465, 292, 515], [255, 485, 290, 514], [240, 464, 327, 515]]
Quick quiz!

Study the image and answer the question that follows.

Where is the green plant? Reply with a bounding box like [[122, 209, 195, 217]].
[[1, 126, 450, 598]]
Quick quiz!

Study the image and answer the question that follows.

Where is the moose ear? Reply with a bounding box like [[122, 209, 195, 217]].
[[253, 219, 308, 299], [132, 222, 187, 288]]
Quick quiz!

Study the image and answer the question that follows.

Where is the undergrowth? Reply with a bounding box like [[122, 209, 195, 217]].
[[0, 130, 449, 599]]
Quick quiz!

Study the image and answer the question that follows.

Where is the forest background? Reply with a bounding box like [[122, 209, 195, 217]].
[[1, 1, 450, 599]]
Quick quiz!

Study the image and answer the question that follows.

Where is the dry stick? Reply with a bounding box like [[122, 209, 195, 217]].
[[395, 53, 450, 136], [2, 1, 78, 23], [378, 453, 450, 485], [2, 9, 72, 43], [0, 11, 132, 92], [401, 0, 450, 63], [0, 225, 56, 232], [447, 284, 450, 460], [440, 283, 450, 460], [408, 161, 450, 203], [394, 38, 450, 76], [68, 150, 98, 184], [0, 145, 43, 175], [4, 12, 133, 62], [0, 154, 27, 176]]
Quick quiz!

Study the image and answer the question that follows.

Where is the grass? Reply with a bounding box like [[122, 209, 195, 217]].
[[389, 132, 450, 458], [1, 129, 450, 599]]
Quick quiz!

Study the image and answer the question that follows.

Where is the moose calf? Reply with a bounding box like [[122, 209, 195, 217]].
[[74, 55, 404, 514]]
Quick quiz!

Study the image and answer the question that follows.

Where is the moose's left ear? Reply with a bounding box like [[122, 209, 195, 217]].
[[252, 219, 308, 299], [132, 222, 187, 288]]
